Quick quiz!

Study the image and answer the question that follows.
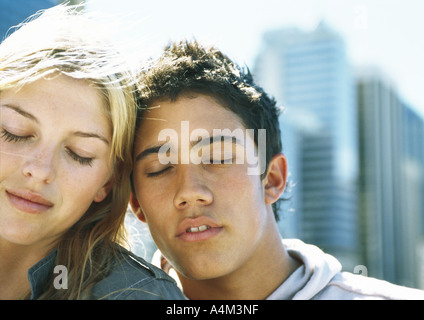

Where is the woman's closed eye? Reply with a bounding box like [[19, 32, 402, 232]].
[[65, 147, 94, 167], [1, 129, 32, 143], [2, 128, 96, 167]]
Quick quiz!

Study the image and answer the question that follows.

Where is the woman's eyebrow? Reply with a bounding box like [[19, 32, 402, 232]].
[[73, 131, 110, 145], [0, 104, 109, 145], [0, 104, 39, 123]]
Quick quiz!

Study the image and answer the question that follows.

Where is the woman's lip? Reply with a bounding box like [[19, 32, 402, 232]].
[[6, 189, 53, 214], [7, 189, 54, 206]]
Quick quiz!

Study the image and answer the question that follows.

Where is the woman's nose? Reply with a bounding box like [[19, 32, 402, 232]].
[[21, 145, 57, 184]]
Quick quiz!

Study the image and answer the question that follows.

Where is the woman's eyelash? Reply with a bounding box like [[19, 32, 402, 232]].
[[2, 129, 94, 167], [65, 148, 94, 167], [1, 129, 31, 143]]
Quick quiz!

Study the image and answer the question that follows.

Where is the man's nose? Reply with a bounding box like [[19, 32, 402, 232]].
[[173, 165, 213, 210]]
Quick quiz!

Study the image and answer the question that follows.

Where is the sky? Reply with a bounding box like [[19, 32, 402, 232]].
[[86, 0, 424, 118]]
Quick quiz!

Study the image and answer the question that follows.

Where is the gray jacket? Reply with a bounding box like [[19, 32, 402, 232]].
[[28, 246, 185, 300]]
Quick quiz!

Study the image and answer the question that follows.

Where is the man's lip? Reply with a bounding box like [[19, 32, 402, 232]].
[[6, 189, 54, 207], [176, 216, 222, 237]]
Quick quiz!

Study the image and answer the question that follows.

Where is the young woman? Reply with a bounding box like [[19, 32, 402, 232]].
[[0, 5, 184, 300]]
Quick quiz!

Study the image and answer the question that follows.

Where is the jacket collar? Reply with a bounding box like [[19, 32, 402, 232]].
[[27, 249, 57, 299]]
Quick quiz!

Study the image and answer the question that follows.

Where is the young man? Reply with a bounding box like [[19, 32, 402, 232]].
[[130, 40, 424, 300]]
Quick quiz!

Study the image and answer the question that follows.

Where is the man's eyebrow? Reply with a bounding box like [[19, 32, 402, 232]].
[[191, 135, 243, 149], [0, 104, 39, 123], [135, 145, 165, 162], [134, 135, 244, 162], [73, 131, 110, 145]]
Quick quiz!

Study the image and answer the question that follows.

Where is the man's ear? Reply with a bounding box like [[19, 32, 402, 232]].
[[129, 192, 146, 222], [263, 153, 288, 204], [93, 177, 114, 203]]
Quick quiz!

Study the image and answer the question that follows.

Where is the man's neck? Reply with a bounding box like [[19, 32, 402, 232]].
[[177, 235, 301, 300]]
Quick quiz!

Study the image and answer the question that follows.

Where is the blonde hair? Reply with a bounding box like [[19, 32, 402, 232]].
[[0, 5, 137, 299]]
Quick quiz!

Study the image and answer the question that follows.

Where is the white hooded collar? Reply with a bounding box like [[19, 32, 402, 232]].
[[267, 239, 342, 300]]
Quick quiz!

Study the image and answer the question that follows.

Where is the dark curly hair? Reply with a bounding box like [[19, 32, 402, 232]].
[[134, 40, 285, 220]]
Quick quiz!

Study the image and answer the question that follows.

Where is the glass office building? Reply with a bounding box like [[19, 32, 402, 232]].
[[357, 68, 424, 288], [254, 23, 424, 287], [254, 23, 360, 270]]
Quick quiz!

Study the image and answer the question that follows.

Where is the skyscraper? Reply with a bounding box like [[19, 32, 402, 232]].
[[254, 22, 360, 270], [357, 68, 424, 288]]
